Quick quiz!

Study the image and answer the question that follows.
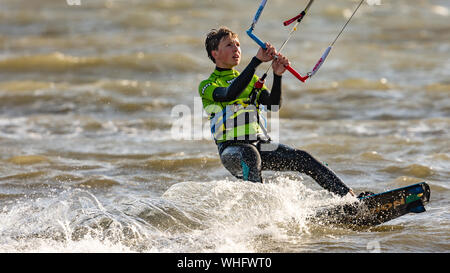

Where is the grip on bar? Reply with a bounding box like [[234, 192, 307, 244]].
[[283, 12, 305, 26], [246, 29, 267, 49], [247, 29, 308, 83], [285, 65, 309, 82], [308, 46, 331, 78]]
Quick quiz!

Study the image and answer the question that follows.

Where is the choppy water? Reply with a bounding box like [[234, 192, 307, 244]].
[[0, 0, 449, 253]]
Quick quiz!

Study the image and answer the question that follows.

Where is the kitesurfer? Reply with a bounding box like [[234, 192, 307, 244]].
[[199, 27, 354, 197]]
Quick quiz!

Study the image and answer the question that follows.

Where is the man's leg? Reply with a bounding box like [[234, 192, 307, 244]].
[[259, 142, 351, 196], [219, 143, 262, 183]]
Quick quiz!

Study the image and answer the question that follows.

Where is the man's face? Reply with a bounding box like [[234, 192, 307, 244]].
[[212, 35, 241, 69]]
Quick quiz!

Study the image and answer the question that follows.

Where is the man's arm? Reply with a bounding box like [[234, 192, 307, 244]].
[[257, 52, 291, 111], [212, 57, 262, 102], [258, 73, 282, 111]]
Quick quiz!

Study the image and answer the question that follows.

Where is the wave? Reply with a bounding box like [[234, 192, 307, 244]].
[[143, 156, 221, 172], [380, 164, 435, 179], [0, 52, 204, 74], [76, 176, 121, 189], [7, 155, 50, 165], [0, 115, 174, 141], [0, 177, 354, 252], [426, 83, 450, 92], [284, 77, 394, 98]]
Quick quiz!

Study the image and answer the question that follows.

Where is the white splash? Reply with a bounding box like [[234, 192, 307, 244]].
[[366, 0, 382, 6], [431, 6, 449, 17]]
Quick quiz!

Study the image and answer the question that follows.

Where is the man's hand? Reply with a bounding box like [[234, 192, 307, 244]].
[[256, 43, 276, 62], [272, 53, 289, 76]]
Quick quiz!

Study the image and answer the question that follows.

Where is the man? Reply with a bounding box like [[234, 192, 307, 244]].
[[198, 27, 354, 197]]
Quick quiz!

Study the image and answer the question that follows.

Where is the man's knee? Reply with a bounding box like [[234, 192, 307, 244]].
[[220, 144, 262, 182], [220, 146, 243, 175]]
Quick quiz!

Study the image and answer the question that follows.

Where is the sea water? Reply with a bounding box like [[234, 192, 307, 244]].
[[0, 0, 448, 252]]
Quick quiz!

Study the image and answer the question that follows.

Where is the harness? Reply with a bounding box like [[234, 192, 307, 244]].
[[209, 85, 270, 143]]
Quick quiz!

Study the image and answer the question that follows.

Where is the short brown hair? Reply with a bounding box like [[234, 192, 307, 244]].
[[205, 27, 238, 64]]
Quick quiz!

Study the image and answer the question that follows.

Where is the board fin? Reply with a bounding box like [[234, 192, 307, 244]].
[[407, 199, 426, 213], [409, 205, 426, 213]]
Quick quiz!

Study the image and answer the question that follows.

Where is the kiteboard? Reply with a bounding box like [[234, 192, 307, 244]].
[[312, 182, 431, 228]]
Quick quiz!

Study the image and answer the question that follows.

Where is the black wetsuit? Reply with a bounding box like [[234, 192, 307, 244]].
[[208, 58, 351, 197]]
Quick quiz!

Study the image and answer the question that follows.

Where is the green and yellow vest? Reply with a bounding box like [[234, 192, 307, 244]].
[[198, 69, 268, 143]]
